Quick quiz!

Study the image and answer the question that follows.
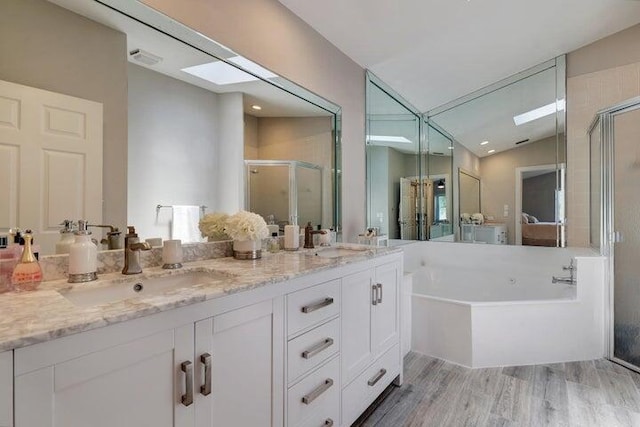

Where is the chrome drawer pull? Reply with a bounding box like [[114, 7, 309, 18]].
[[302, 378, 334, 405], [181, 360, 193, 406], [302, 338, 334, 359], [367, 368, 387, 386], [200, 353, 212, 396], [377, 283, 383, 304], [325, 419, 334, 426], [371, 284, 378, 306], [301, 297, 334, 313]]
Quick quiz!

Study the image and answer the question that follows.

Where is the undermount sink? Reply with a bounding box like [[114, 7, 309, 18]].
[[60, 271, 231, 308], [309, 246, 369, 259]]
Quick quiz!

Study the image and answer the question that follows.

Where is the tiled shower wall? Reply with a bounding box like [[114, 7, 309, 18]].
[[567, 60, 640, 247]]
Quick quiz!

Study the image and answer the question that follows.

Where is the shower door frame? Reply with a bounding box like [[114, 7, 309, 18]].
[[589, 96, 640, 372], [244, 159, 324, 227]]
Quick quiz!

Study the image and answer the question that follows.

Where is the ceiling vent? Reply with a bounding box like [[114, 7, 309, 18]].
[[129, 49, 162, 66], [515, 138, 530, 145]]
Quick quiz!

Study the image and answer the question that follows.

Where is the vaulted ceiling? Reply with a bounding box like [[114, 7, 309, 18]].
[[278, 0, 640, 112]]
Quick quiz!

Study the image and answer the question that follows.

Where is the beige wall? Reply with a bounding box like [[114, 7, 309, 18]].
[[244, 114, 259, 160], [0, 0, 128, 231], [140, 0, 366, 241], [567, 24, 640, 247], [479, 136, 559, 245]]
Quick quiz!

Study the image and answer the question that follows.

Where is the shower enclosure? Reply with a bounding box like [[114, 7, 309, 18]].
[[589, 96, 640, 372], [245, 160, 326, 229]]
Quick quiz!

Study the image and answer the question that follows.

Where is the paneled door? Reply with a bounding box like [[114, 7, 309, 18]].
[[0, 79, 103, 253]]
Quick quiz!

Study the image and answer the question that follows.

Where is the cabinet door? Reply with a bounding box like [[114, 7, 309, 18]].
[[195, 299, 277, 427], [372, 262, 400, 358], [15, 326, 194, 427], [341, 269, 374, 385]]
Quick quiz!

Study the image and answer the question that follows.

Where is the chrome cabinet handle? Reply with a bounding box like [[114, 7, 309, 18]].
[[367, 368, 387, 386], [302, 338, 334, 359], [371, 284, 378, 306], [200, 353, 212, 396], [301, 297, 334, 313], [181, 361, 193, 406], [324, 419, 334, 426], [302, 378, 333, 404], [377, 283, 383, 304]]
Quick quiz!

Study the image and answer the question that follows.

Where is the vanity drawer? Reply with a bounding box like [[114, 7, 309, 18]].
[[342, 343, 400, 426], [288, 356, 339, 427], [287, 279, 340, 336], [288, 317, 340, 384]]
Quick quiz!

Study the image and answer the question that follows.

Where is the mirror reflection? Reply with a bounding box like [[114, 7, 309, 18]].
[[0, 0, 340, 255]]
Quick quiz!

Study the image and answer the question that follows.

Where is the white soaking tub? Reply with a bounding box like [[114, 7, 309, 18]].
[[402, 241, 606, 368]]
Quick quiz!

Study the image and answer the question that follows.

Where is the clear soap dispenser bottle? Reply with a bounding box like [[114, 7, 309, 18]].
[[11, 232, 42, 292], [56, 220, 76, 254], [68, 220, 98, 283]]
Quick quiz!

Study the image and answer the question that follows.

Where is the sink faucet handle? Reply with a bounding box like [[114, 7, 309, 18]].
[[562, 258, 576, 271]]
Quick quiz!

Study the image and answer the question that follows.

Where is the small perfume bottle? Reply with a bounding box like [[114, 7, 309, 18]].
[[268, 232, 280, 253], [11, 232, 43, 292]]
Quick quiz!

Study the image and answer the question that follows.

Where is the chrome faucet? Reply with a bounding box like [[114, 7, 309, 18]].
[[122, 226, 151, 275], [303, 222, 327, 249], [552, 259, 576, 285]]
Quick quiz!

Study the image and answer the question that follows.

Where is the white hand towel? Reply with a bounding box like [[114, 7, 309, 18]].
[[171, 205, 203, 243]]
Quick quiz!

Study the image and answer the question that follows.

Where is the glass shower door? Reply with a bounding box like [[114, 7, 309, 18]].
[[612, 105, 640, 369]]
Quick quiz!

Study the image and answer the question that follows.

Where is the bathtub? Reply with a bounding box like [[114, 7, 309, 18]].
[[402, 242, 606, 368]]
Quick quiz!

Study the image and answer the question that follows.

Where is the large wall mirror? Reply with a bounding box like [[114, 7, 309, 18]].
[[0, 0, 341, 255], [365, 72, 454, 243], [429, 57, 566, 246], [366, 58, 566, 247]]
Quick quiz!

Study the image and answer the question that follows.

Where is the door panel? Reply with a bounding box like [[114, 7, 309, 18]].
[[341, 270, 373, 385], [0, 79, 103, 254], [373, 263, 399, 356], [612, 107, 640, 368]]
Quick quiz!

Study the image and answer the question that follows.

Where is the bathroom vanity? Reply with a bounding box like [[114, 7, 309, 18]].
[[0, 246, 402, 427]]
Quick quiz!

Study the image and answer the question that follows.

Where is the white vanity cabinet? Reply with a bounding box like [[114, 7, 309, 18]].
[[13, 298, 281, 427], [0, 351, 12, 427], [341, 260, 401, 426]]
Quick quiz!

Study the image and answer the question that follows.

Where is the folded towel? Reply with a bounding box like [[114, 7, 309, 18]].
[[171, 205, 203, 243]]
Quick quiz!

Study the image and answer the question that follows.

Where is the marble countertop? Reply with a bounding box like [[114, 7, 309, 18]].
[[0, 245, 401, 352]]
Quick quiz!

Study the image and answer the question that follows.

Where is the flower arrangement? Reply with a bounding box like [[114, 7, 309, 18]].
[[224, 210, 269, 241], [199, 212, 230, 240]]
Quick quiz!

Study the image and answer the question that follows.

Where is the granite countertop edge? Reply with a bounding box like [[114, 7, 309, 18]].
[[0, 246, 402, 352]]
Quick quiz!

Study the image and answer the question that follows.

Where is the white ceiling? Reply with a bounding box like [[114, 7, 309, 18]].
[[278, 0, 640, 112]]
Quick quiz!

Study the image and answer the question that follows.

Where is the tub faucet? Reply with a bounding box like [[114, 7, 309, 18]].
[[122, 226, 151, 275], [552, 259, 576, 285]]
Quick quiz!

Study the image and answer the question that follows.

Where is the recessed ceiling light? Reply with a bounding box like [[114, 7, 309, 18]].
[[251, 105, 262, 111], [448, 146, 454, 150], [488, 149, 496, 154], [480, 141, 489, 146], [513, 99, 566, 126], [367, 135, 412, 144]]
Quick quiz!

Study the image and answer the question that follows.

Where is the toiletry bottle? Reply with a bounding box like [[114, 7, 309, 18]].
[[68, 220, 98, 283], [268, 232, 280, 253], [21, 230, 40, 261], [56, 220, 76, 254], [11, 232, 43, 292], [266, 214, 279, 236], [0, 235, 11, 293]]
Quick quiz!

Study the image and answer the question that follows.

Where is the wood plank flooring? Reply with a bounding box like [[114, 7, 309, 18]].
[[355, 352, 640, 427]]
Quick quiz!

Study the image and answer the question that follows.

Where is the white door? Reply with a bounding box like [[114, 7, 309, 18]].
[[0, 79, 103, 254], [341, 269, 374, 385], [195, 300, 275, 427], [14, 326, 194, 427], [372, 262, 400, 357]]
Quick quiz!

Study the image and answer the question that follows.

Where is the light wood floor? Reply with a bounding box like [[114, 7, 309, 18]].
[[355, 352, 640, 427]]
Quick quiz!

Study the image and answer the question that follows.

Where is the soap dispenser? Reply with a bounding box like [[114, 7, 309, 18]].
[[68, 220, 98, 283], [56, 220, 76, 254], [11, 232, 42, 292]]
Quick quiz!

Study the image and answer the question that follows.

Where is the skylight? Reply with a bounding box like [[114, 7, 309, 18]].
[[513, 99, 565, 126], [367, 135, 412, 144], [181, 56, 277, 86]]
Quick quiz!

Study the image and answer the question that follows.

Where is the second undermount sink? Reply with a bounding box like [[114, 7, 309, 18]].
[[60, 271, 231, 308], [310, 246, 370, 259]]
